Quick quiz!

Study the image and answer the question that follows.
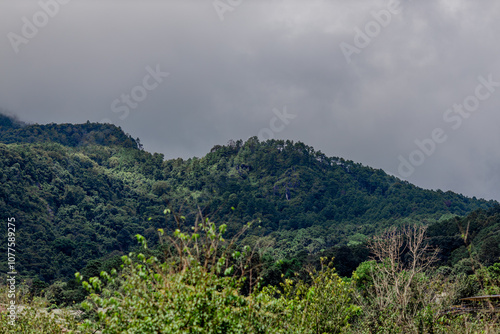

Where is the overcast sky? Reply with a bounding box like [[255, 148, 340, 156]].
[[1, 0, 500, 201]]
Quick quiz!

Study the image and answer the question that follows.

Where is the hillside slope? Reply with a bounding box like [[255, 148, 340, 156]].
[[0, 116, 496, 282], [428, 205, 500, 268]]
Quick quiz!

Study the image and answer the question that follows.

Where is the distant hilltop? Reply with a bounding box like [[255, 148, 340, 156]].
[[0, 113, 139, 149]]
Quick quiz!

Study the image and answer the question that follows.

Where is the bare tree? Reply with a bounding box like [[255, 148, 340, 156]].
[[361, 225, 441, 331]]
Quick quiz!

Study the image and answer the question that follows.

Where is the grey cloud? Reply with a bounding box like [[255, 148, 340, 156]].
[[1, 0, 500, 200]]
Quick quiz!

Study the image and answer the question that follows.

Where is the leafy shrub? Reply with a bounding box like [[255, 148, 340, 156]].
[[78, 210, 278, 333], [261, 258, 360, 334]]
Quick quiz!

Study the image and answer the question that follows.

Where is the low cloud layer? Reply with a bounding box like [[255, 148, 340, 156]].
[[1, 0, 500, 200]]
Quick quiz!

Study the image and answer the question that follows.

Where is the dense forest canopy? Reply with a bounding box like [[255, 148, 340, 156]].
[[0, 115, 138, 149], [0, 114, 497, 285]]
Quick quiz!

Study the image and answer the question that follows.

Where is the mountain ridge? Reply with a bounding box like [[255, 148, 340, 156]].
[[0, 115, 497, 284], [0, 114, 139, 149]]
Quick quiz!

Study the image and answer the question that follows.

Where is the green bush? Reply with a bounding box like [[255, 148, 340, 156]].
[[80, 258, 276, 333], [77, 210, 361, 333], [261, 258, 360, 334], [78, 211, 279, 333]]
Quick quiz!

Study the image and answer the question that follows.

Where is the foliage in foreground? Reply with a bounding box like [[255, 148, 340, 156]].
[[4, 218, 500, 333], [0, 287, 89, 334], [76, 213, 500, 334], [262, 260, 360, 334], [78, 211, 359, 333]]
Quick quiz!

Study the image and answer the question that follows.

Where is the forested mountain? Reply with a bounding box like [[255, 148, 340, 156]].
[[0, 114, 497, 285], [0, 113, 138, 149], [428, 205, 500, 268]]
